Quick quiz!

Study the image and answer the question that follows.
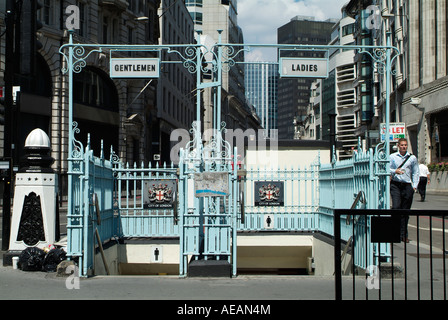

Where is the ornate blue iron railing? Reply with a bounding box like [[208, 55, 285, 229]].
[[319, 142, 390, 268], [60, 32, 396, 277], [114, 161, 179, 238], [65, 141, 389, 276], [239, 160, 320, 232], [66, 133, 120, 276]]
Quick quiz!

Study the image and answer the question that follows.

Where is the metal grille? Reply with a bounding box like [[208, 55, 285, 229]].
[[335, 209, 448, 300]]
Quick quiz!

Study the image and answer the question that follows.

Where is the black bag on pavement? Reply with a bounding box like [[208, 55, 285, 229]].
[[42, 248, 67, 272], [19, 247, 46, 271]]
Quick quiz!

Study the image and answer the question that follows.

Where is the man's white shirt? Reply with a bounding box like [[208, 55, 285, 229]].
[[390, 152, 420, 189]]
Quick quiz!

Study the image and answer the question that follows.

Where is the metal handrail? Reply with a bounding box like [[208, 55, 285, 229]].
[[346, 191, 366, 225], [333, 191, 367, 275]]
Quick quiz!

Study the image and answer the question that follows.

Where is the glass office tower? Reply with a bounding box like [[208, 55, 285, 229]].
[[245, 63, 278, 138]]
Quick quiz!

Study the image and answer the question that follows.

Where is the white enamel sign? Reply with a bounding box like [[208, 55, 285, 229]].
[[279, 58, 328, 78], [110, 58, 160, 78]]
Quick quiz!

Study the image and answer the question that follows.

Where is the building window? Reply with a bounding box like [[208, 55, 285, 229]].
[[186, 0, 203, 6], [75, 1, 86, 37], [41, 0, 50, 25], [147, 8, 156, 43], [128, 0, 136, 12], [189, 12, 203, 25], [342, 23, 355, 37], [112, 19, 119, 43], [139, 0, 144, 13], [102, 17, 108, 43], [74, 67, 118, 112]]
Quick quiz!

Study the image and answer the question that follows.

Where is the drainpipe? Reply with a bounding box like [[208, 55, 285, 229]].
[[329, 112, 337, 163]]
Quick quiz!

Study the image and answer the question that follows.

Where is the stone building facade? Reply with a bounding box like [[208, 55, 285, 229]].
[[0, 0, 163, 194], [346, 0, 448, 164], [402, 0, 448, 163]]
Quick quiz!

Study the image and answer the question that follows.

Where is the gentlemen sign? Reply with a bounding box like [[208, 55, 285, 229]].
[[110, 58, 160, 78], [279, 58, 328, 78]]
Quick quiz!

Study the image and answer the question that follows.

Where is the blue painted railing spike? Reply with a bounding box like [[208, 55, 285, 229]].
[[331, 145, 337, 164]]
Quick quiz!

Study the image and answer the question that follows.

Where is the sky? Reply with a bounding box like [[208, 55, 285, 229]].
[[238, 0, 350, 61]]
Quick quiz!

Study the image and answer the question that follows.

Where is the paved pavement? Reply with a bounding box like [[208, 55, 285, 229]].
[[0, 192, 447, 303], [0, 269, 338, 300], [410, 192, 448, 211]]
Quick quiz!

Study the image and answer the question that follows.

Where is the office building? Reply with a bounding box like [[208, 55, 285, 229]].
[[156, 0, 196, 163], [185, 0, 261, 134], [245, 63, 278, 138], [402, 0, 448, 163], [0, 1, 191, 195], [277, 15, 335, 140], [346, 0, 408, 154]]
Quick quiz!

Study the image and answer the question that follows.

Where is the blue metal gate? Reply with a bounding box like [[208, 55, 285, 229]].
[[113, 161, 179, 237], [66, 132, 120, 276], [178, 125, 240, 277], [319, 143, 390, 269], [238, 158, 320, 231]]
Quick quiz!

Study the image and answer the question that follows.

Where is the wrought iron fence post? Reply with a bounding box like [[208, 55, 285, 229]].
[[178, 148, 186, 277], [334, 210, 342, 300]]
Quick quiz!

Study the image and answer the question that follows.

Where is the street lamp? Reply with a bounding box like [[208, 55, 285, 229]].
[[134, 16, 149, 22], [381, 12, 406, 154], [411, 97, 424, 111], [381, 15, 393, 158], [379, 10, 399, 210]]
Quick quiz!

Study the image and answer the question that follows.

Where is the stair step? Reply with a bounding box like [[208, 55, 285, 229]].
[[188, 259, 231, 277]]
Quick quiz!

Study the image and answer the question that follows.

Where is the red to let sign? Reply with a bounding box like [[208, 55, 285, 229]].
[[380, 122, 406, 142]]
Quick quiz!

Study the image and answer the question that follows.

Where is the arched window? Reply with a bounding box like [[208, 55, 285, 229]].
[[23, 54, 52, 97], [73, 67, 118, 112], [72, 67, 119, 158]]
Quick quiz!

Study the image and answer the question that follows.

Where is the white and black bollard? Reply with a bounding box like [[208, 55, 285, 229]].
[[4, 129, 58, 265]]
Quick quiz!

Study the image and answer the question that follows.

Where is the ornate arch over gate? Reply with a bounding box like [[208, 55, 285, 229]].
[[60, 30, 399, 277]]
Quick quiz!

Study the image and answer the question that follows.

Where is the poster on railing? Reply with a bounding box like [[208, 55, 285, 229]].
[[254, 181, 284, 206], [143, 180, 176, 209], [194, 172, 229, 197]]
